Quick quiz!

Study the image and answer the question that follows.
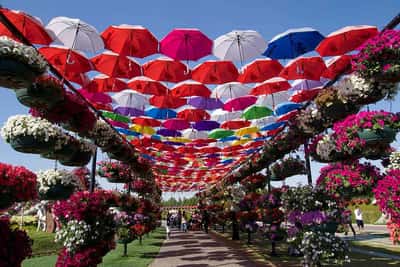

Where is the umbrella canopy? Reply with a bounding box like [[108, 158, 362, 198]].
[[250, 77, 291, 96], [0, 8, 53, 45], [210, 109, 242, 122], [274, 102, 302, 116], [290, 79, 324, 91], [208, 129, 234, 139], [223, 96, 257, 111], [114, 106, 144, 117], [101, 25, 158, 58], [193, 120, 220, 131], [130, 124, 155, 135], [322, 55, 352, 79], [280, 56, 327, 81], [127, 76, 168, 96], [149, 95, 187, 109], [65, 72, 90, 86], [251, 116, 276, 128], [46, 16, 104, 52], [157, 128, 182, 137], [235, 126, 259, 136], [182, 129, 209, 139], [87, 74, 127, 92], [145, 108, 177, 119], [112, 90, 149, 109], [263, 27, 324, 59], [260, 121, 286, 131], [242, 105, 273, 120], [221, 120, 251, 130], [211, 82, 250, 101], [102, 111, 131, 123], [162, 118, 190, 130], [191, 61, 238, 84], [132, 117, 161, 127], [238, 59, 283, 83], [177, 109, 210, 122], [142, 57, 190, 83], [171, 80, 211, 97], [213, 30, 267, 63], [316, 25, 378, 56], [256, 91, 290, 107], [78, 89, 112, 104], [188, 97, 223, 110], [289, 87, 322, 103], [90, 51, 141, 79], [160, 28, 212, 61]]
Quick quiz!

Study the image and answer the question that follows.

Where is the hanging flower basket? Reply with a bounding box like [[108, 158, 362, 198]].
[[10, 134, 55, 154], [41, 142, 78, 161], [270, 157, 306, 181], [39, 183, 75, 200], [15, 75, 65, 109], [97, 161, 132, 183], [107, 145, 133, 162], [59, 150, 92, 167], [357, 127, 397, 145], [0, 193, 13, 210], [37, 169, 79, 200]]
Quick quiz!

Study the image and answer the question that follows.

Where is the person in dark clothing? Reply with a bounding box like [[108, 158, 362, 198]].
[[202, 210, 210, 234]]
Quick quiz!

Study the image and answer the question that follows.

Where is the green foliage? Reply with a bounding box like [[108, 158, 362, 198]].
[[162, 196, 198, 207], [348, 203, 381, 224]]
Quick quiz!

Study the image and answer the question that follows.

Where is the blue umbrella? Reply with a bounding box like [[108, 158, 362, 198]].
[[145, 108, 177, 119], [115, 127, 141, 137], [254, 136, 269, 142], [141, 154, 155, 161], [163, 141, 184, 146], [151, 134, 162, 141], [263, 27, 324, 59], [274, 102, 303, 116], [260, 121, 286, 131], [221, 159, 234, 164]]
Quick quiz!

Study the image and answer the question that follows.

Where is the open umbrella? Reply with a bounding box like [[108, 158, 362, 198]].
[[223, 96, 257, 111], [162, 118, 190, 130], [242, 105, 273, 120], [130, 124, 155, 135], [112, 90, 148, 109], [171, 80, 211, 98], [208, 129, 234, 139], [188, 97, 223, 110], [280, 56, 326, 81], [102, 110, 131, 123], [290, 79, 325, 91], [160, 28, 212, 61], [182, 129, 209, 139], [0, 8, 53, 45], [250, 77, 291, 96], [127, 76, 168, 96], [213, 30, 267, 64], [316, 25, 378, 56], [46, 16, 104, 52], [191, 60, 238, 84], [150, 95, 187, 109], [235, 126, 259, 136], [177, 109, 210, 122], [65, 72, 90, 86], [142, 57, 190, 83], [90, 51, 141, 79], [238, 59, 283, 83], [114, 107, 144, 117], [145, 108, 177, 119], [263, 27, 324, 59], [256, 91, 290, 107], [210, 109, 242, 122], [87, 74, 127, 92], [101, 25, 158, 58], [221, 120, 251, 130], [211, 82, 250, 101], [322, 55, 352, 79], [260, 121, 286, 131], [274, 102, 302, 116], [251, 116, 276, 128], [193, 120, 220, 131], [157, 128, 182, 137], [289, 88, 322, 103], [132, 117, 161, 127], [78, 89, 112, 104]]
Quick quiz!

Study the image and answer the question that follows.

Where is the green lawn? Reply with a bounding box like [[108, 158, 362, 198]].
[[22, 228, 165, 267], [348, 203, 382, 224]]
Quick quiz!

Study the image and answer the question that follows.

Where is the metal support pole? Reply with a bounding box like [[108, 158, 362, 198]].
[[89, 148, 97, 193], [304, 142, 312, 185]]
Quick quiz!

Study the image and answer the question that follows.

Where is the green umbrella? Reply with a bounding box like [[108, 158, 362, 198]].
[[241, 105, 272, 120], [208, 129, 234, 139], [101, 110, 131, 123]]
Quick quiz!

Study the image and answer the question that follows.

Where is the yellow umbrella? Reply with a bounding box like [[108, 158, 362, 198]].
[[167, 137, 192, 143], [232, 138, 251, 146], [235, 126, 259, 136], [130, 124, 155, 135]]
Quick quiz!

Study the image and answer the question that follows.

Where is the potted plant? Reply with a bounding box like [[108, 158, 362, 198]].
[[36, 169, 79, 200], [97, 161, 133, 183], [59, 139, 94, 167], [269, 156, 306, 181]]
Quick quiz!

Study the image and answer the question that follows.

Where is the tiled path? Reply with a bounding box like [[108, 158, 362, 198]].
[[149, 228, 263, 267]]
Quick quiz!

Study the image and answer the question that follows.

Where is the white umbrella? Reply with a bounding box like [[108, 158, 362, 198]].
[[46, 16, 104, 53], [210, 109, 242, 122], [182, 129, 209, 139], [112, 90, 149, 109], [256, 91, 290, 107], [211, 82, 250, 101], [251, 116, 276, 128], [213, 30, 267, 64]]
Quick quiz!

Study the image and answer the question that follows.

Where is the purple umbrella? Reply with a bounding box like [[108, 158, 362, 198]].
[[290, 79, 327, 91], [193, 120, 220, 131], [157, 128, 182, 137], [163, 141, 184, 146], [223, 96, 257, 111], [114, 106, 144, 117], [188, 97, 223, 110]]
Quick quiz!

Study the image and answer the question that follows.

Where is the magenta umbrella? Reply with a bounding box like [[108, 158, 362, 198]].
[[188, 97, 223, 110], [162, 118, 190, 130], [223, 96, 257, 111], [78, 89, 112, 103], [160, 28, 213, 61]]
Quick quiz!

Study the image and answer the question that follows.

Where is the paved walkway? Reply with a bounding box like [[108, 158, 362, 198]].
[[149, 228, 263, 267]]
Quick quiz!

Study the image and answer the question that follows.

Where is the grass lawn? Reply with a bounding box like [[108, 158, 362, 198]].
[[348, 203, 382, 224], [22, 226, 63, 256], [22, 227, 165, 267]]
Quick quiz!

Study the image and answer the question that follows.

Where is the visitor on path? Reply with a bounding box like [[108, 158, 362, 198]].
[[166, 224, 171, 239], [202, 210, 210, 234], [343, 210, 356, 238], [354, 206, 364, 231], [36, 201, 47, 232], [181, 216, 187, 232]]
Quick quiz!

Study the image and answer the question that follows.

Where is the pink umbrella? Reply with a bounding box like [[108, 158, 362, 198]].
[[78, 89, 112, 104], [160, 28, 213, 61], [162, 118, 190, 130], [223, 96, 257, 111]]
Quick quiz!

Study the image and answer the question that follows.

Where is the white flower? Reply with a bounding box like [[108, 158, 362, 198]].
[[388, 151, 400, 170], [86, 119, 118, 147]]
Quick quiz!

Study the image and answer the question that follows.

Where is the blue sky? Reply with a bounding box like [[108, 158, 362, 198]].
[[0, 0, 399, 198]]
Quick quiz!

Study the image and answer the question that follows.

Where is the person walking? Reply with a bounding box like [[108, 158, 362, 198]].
[[181, 216, 187, 232], [354, 206, 364, 231]]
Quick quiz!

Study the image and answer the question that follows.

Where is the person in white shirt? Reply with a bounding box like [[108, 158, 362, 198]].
[[354, 206, 364, 231]]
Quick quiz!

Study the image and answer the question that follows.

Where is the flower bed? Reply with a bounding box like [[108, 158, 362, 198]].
[[36, 169, 79, 200]]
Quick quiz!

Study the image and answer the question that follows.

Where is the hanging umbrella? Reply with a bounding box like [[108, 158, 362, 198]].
[[177, 109, 210, 122], [256, 91, 290, 107], [78, 89, 112, 104], [290, 79, 325, 91], [101, 25, 158, 58], [276, 110, 299, 122], [114, 106, 144, 117], [157, 128, 182, 137], [0, 8, 53, 45], [171, 80, 211, 98], [223, 96, 257, 111], [279, 56, 327, 81], [322, 55, 352, 79], [167, 137, 191, 143], [213, 30, 267, 64], [142, 57, 190, 83], [219, 136, 239, 142], [260, 121, 286, 131], [66, 72, 90, 86], [102, 110, 131, 123], [199, 146, 221, 154], [208, 129, 234, 139], [112, 90, 149, 109], [221, 120, 251, 130], [235, 126, 259, 136], [274, 102, 302, 116], [251, 116, 276, 128], [46, 16, 104, 52], [145, 108, 177, 119], [116, 128, 141, 137], [90, 51, 141, 79], [210, 109, 242, 122], [191, 61, 239, 84], [177, 146, 199, 154], [242, 105, 273, 120], [289, 88, 322, 103], [211, 82, 250, 101], [87, 74, 127, 92], [238, 59, 283, 83], [162, 118, 190, 130], [188, 97, 223, 110], [316, 25, 378, 57], [108, 120, 129, 129], [160, 28, 212, 61], [130, 124, 156, 135], [193, 120, 220, 131], [250, 77, 291, 96], [150, 95, 187, 108], [127, 76, 168, 96], [132, 117, 162, 127], [263, 27, 324, 59], [182, 129, 209, 139]]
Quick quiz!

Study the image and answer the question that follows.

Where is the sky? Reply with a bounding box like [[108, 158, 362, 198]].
[[0, 0, 399, 199]]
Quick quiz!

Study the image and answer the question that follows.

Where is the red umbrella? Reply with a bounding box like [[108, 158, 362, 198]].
[[238, 59, 283, 83], [162, 118, 190, 130], [222, 145, 244, 153], [250, 77, 291, 96], [149, 95, 187, 108], [86, 74, 127, 92], [127, 76, 168, 96], [78, 89, 112, 104], [90, 51, 141, 79], [101, 25, 158, 58], [191, 61, 239, 84], [142, 57, 190, 83], [223, 96, 257, 111], [221, 120, 251, 130], [0, 8, 53, 45], [279, 56, 327, 81], [316, 25, 378, 57], [65, 72, 90, 86], [245, 141, 265, 149], [276, 110, 298, 122], [199, 146, 221, 154], [177, 146, 199, 154], [322, 55, 352, 79], [132, 117, 161, 127], [171, 81, 211, 97], [153, 143, 175, 152], [289, 87, 322, 103], [39, 46, 93, 74], [177, 109, 210, 122]]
